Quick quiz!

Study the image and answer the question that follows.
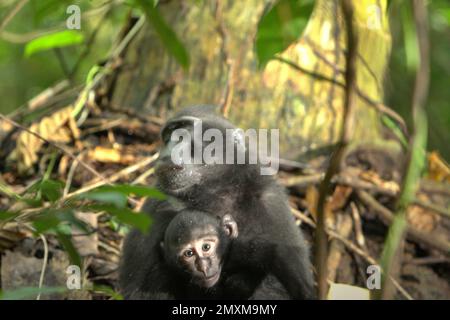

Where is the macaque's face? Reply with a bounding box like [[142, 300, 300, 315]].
[[155, 118, 237, 195], [164, 213, 238, 288], [176, 226, 222, 288]]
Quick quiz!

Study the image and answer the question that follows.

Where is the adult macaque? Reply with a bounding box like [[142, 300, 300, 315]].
[[119, 105, 314, 299]]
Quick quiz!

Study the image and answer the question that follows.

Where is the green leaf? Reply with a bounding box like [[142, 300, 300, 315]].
[[95, 184, 166, 200], [77, 191, 128, 208], [40, 179, 63, 202], [25, 30, 84, 57], [22, 178, 62, 203], [19, 198, 43, 207], [135, 0, 190, 69], [56, 223, 73, 236], [115, 210, 152, 233], [0, 286, 66, 300], [25, 179, 44, 194], [90, 284, 124, 300], [56, 231, 82, 267], [109, 216, 130, 236], [255, 0, 314, 68], [0, 211, 19, 221], [57, 210, 91, 234], [88, 204, 152, 233], [32, 214, 60, 234], [77, 185, 165, 207], [32, 209, 90, 234]]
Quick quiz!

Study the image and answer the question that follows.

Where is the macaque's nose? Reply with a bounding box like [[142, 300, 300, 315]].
[[197, 259, 208, 276]]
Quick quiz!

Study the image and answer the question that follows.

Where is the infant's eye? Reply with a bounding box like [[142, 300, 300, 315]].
[[202, 243, 211, 252], [184, 249, 194, 257]]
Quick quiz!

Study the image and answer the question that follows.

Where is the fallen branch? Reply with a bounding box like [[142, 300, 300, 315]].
[[282, 172, 450, 219], [291, 208, 413, 300], [357, 190, 450, 256]]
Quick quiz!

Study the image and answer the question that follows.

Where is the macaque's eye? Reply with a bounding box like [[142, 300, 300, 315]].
[[184, 249, 194, 257], [202, 243, 211, 252]]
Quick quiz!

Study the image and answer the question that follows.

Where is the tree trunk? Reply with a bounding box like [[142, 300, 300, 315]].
[[111, 0, 396, 160]]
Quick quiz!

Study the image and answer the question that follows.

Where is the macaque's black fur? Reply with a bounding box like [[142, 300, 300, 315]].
[[119, 105, 314, 299]]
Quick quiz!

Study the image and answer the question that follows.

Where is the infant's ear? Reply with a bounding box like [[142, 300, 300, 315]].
[[222, 214, 238, 239]]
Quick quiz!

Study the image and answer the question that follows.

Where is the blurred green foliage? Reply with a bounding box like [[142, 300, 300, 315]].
[[0, 286, 67, 300], [0, 178, 159, 266], [387, 0, 450, 160], [0, 0, 125, 113], [255, 0, 314, 67]]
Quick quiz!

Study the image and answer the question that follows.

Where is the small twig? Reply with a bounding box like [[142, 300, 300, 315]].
[[391, 278, 414, 300], [334, 174, 398, 196], [81, 118, 125, 137], [132, 167, 155, 185], [293, 208, 375, 263], [420, 179, 450, 196], [303, 36, 346, 73], [413, 198, 450, 218], [10, 84, 82, 123], [281, 173, 324, 188], [406, 256, 450, 265], [22, 80, 70, 113], [142, 72, 181, 112], [36, 234, 49, 300], [350, 202, 366, 248], [274, 56, 345, 87], [63, 153, 83, 197], [0, 0, 28, 33], [65, 153, 159, 199], [356, 89, 408, 136], [109, 14, 145, 60], [98, 240, 121, 256]]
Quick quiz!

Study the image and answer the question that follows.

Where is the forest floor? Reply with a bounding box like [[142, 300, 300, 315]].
[[0, 107, 449, 300]]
